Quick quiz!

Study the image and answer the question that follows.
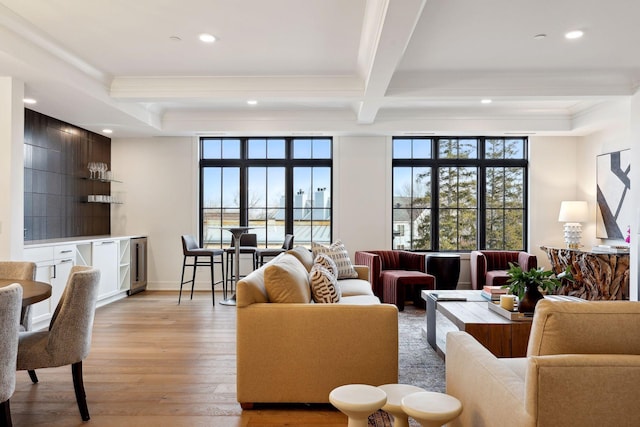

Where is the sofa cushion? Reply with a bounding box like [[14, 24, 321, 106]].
[[339, 278, 375, 297], [264, 254, 311, 303], [337, 295, 381, 305], [314, 253, 338, 278], [309, 264, 341, 303], [287, 246, 315, 272], [311, 240, 358, 279]]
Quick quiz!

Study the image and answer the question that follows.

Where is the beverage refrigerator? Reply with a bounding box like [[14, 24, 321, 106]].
[[129, 237, 147, 295]]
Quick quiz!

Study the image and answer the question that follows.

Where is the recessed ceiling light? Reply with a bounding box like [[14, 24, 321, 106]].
[[533, 33, 547, 40], [102, 129, 113, 134], [565, 30, 584, 39], [481, 99, 492, 104], [23, 98, 37, 104], [247, 100, 258, 105], [199, 33, 216, 43]]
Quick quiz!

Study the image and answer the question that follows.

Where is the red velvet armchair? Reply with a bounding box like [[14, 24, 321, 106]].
[[469, 250, 538, 290], [354, 250, 435, 311]]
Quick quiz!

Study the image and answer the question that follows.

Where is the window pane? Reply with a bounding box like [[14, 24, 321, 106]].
[[222, 168, 239, 207], [505, 138, 525, 159], [505, 209, 524, 249], [313, 139, 332, 159], [459, 139, 478, 159], [312, 167, 331, 208], [293, 168, 312, 208], [412, 167, 430, 208], [248, 139, 266, 158], [438, 139, 457, 159], [267, 139, 286, 159], [413, 139, 432, 159], [393, 167, 412, 208], [393, 139, 412, 159], [485, 209, 505, 249], [222, 139, 240, 158], [504, 168, 524, 207], [485, 138, 504, 159], [293, 139, 312, 158], [248, 167, 266, 207], [438, 138, 478, 159], [202, 138, 221, 159], [411, 208, 431, 250], [486, 167, 505, 209]]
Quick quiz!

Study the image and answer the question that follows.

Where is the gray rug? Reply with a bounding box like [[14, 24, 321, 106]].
[[398, 306, 446, 393]]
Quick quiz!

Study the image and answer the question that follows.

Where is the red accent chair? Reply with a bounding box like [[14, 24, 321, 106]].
[[354, 250, 435, 311], [469, 250, 537, 290]]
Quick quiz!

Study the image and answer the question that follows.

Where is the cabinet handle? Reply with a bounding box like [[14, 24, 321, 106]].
[[52, 264, 56, 279], [100, 241, 116, 245], [60, 249, 73, 254], [60, 259, 74, 263]]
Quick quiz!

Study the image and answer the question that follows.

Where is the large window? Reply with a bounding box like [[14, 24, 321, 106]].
[[392, 137, 528, 251], [200, 137, 332, 248]]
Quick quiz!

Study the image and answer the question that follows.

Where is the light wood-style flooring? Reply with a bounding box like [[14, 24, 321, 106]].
[[11, 291, 348, 426]]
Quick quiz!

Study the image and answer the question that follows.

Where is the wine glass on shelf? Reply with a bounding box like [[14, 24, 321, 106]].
[[88, 162, 96, 179]]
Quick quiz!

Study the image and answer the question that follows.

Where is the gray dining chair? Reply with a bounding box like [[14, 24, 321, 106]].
[[0, 262, 36, 331], [17, 266, 100, 422], [255, 234, 295, 267], [0, 283, 23, 427]]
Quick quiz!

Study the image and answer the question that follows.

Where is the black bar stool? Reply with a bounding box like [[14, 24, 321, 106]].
[[179, 235, 224, 306], [255, 234, 294, 267]]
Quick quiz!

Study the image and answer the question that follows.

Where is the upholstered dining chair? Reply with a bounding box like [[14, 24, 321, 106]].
[[16, 266, 100, 422], [0, 283, 22, 427], [255, 234, 294, 267], [0, 261, 36, 331]]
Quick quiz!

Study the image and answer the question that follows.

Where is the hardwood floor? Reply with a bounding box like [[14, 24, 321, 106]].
[[11, 291, 348, 426]]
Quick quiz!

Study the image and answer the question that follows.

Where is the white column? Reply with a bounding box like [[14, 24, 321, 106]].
[[0, 77, 25, 259]]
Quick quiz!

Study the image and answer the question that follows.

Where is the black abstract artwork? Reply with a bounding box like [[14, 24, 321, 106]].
[[596, 149, 631, 240]]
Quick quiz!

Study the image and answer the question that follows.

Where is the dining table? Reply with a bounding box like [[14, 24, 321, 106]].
[[0, 278, 52, 307]]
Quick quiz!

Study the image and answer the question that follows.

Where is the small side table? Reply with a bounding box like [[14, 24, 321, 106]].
[[426, 254, 461, 290], [378, 384, 426, 427], [401, 391, 462, 427], [329, 384, 387, 427]]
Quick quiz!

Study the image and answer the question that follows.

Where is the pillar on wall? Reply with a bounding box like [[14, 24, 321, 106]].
[[0, 77, 25, 259]]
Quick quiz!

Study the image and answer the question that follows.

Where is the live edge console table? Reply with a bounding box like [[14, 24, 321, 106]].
[[540, 246, 630, 300]]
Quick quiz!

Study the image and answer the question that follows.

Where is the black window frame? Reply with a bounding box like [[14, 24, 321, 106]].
[[392, 136, 529, 252], [199, 137, 333, 248]]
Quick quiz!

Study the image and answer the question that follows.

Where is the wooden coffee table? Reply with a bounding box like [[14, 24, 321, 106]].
[[421, 290, 532, 358]]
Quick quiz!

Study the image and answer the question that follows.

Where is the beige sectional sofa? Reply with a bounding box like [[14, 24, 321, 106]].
[[236, 247, 399, 407], [446, 299, 640, 427]]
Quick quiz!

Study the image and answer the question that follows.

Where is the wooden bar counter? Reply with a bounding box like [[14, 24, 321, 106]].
[[540, 246, 630, 300]]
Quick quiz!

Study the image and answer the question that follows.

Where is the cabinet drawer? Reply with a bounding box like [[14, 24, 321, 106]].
[[24, 247, 54, 263], [54, 244, 76, 261]]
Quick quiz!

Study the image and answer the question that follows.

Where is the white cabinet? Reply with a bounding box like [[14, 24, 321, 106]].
[[92, 240, 119, 299], [24, 244, 77, 328]]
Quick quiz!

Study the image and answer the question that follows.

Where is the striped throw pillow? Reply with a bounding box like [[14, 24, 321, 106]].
[[309, 264, 341, 303], [311, 240, 358, 279], [314, 253, 338, 278]]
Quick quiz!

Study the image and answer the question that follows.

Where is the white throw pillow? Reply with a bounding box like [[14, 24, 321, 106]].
[[311, 240, 358, 279], [309, 264, 341, 303]]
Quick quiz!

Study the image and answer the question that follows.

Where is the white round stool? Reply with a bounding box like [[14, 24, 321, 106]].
[[401, 391, 462, 427], [329, 384, 387, 427], [378, 384, 426, 427]]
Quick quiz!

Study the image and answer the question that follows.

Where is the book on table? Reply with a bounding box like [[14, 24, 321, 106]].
[[481, 285, 508, 301]]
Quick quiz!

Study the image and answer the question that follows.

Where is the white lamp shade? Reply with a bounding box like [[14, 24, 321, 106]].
[[558, 201, 589, 223]]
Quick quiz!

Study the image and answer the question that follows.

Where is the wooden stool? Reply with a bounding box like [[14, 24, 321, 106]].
[[329, 384, 387, 427], [378, 384, 426, 427], [401, 391, 462, 427]]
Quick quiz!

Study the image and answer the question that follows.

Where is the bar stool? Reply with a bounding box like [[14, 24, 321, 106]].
[[224, 233, 257, 290], [255, 234, 294, 267], [179, 235, 224, 306]]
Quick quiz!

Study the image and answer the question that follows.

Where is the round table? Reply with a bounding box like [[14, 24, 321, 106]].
[[425, 254, 461, 290], [0, 278, 52, 306]]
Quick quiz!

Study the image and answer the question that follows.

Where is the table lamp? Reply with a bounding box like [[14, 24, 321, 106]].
[[558, 201, 589, 249]]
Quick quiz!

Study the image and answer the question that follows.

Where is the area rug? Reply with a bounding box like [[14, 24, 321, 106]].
[[397, 306, 446, 393], [368, 409, 393, 426]]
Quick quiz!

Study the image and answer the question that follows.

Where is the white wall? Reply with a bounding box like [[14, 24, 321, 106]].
[[111, 136, 200, 290]]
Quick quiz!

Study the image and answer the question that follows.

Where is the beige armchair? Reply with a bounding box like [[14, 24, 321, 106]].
[[446, 299, 640, 427], [0, 261, 36, 330], [0, 284, 22, 427], [17, 266, 100, 422]]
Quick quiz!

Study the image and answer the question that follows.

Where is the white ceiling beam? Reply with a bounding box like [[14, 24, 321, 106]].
[[356, 0, 427, 124]]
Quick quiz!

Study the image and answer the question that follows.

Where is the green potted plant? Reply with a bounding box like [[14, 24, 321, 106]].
[[503, 263, 573, 313]]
